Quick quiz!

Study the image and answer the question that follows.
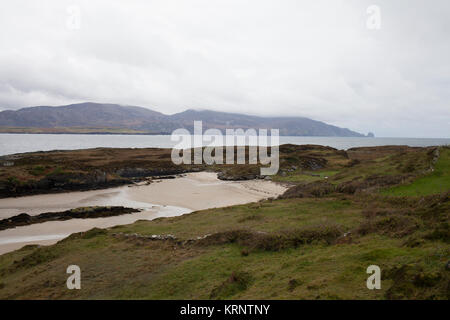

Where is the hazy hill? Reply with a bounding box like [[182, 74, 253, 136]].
[[0, 103, 166, 128], [172, 109, 363, 136], [0, 102, 365, 136]]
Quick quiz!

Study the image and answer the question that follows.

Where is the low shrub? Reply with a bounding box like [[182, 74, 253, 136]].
[[197, 224, 343, 252], [210, 271, 253, 299]]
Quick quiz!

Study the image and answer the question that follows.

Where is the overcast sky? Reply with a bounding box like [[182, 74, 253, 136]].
[[0, 0, 449, 137]]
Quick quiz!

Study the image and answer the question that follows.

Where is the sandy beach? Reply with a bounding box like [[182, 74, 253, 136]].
[[0, 172, 287, 254]]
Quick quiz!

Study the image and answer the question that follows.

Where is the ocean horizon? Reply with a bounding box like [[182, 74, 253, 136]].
[[0, 133, 448, 156]]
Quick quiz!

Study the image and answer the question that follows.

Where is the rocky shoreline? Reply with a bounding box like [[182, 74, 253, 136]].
[[0, 206, 140, 231], [0, 145, 442, 199], [0, 166, 192, 198]]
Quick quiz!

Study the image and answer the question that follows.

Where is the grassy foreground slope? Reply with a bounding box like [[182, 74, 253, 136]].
[[0, 145, 448, 299]]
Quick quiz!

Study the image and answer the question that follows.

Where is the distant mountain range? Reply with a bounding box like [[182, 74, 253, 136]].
[[0, 102, 368, 137]]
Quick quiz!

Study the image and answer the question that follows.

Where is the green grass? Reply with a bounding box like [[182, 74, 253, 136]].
[[0, 193, 448, 300], [383, 148, 450, 196], [115, 236, 437, 300]]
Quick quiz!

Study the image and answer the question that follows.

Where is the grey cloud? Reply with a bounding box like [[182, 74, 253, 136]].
[[0, 0, 448, 137]]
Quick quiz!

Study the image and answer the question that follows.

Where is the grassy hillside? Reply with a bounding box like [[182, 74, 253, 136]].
[[383, 148, 450, 196], [0, 145, 448, 299]]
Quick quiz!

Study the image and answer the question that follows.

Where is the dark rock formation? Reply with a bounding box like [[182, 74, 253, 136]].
[[0, 206, 140, 231]]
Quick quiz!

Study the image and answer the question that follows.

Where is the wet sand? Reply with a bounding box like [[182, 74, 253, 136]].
[[0, 172, 286, 254]]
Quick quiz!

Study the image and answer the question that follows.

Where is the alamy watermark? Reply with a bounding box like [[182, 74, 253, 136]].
[[66, 5, 81, 30], [366, 265, 381, 289], [366, 5, 381, 30], [170, 121, 280, 175], [66, 265, 81, 289]]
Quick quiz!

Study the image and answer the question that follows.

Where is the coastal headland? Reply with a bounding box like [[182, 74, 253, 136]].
[[0, 144, 448, 299]]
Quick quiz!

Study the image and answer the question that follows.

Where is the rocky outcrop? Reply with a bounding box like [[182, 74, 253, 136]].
[[217, 172, 264, 181], [112, 232, 176, 241], [0, 206, 140, 231], [297, 156, 327, 170], [0, 168, 187, 198], [0, 170, 132, 198], [115, 167, 187, 178], [429, 147, 440, 170]]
